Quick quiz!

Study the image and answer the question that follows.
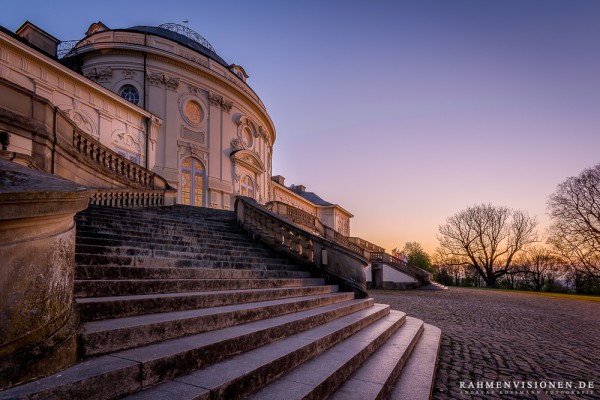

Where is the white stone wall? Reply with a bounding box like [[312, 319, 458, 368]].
[[0, 31, 157, 168], [73, 28, 275, 210], [383, 265, 418, 283]]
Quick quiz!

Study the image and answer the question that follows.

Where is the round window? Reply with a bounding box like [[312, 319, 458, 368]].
[[119, 85, 140, 105], [183, 101, 203, 125]]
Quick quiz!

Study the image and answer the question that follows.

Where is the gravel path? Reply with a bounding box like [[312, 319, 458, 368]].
[[370, 287, 600, 400]]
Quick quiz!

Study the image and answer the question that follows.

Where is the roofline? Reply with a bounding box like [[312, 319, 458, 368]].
[[16, 20, 61, 43], [0, 27, 159, 121], [272, 181, 354, 217], [67, 28, 275, 141]]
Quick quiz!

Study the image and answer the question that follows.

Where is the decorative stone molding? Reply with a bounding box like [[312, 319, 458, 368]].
[[208, 177, 233, 192], [84, 67, 112, 82], [165, 77, 180, 91], [179, 50, 210, 68], [258, 125, 268, 140], [122, 69, 136, 78], [180, 126, 205, 144], [231, 149, 265, 175], [188, 84, 202, 95], [111, 129, 142, 152], [209, 93, 233, 112], [147, 71, 180, 90], [147, 72, 164, 86], [221, 99, 233, 112], [230, 137, 243, 152], [65, 110, 98, 139]]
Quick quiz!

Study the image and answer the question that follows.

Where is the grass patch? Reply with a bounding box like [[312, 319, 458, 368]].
[[464, 287, 600, 302], [507, 291, 600, 302]]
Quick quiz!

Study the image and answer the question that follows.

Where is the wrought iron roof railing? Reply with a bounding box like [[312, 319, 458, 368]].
[[158, 23, 215, 52], [57, 40, 78, 59]]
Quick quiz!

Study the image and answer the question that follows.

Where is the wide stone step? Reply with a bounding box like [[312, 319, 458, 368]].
[[78, 205, 236, 222], [245, 310, 405, 400], [388, 323, 442, 400], [76, 212, 237, 226], [80, 293, 362, 357], [75, 244, 292, 262], [76, 285, 340, 321], [123, 304, 398, 400], [75, 236, 283, 258], [76, 245, 294, 263], [75, 254, 299, 270], [75, 230, 282, 253], [75, 265, 311, 281], [77, 225, 253, 244], [328, 316, 424, 400], [74, 278, 326, 297], [0, 301, 387, 400], [75, 225, 245, 241], [75, 241, 283, 258]]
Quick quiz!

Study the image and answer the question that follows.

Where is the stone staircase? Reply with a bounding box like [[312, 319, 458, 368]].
[[0, 205, 440, 400]]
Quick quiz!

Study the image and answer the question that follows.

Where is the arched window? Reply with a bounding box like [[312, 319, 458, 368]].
[[181, 157, 205, 206], [240, 175, 254, 198], [119, 85, 140, 105]]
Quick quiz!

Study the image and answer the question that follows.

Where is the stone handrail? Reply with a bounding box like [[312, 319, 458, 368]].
[[72, 129, 158, 189], [266, 201, 372, 260], [266, 201, 320, 233], [90, 188, 172, 208], [370, 252, 431, 284], [348, 237, 386, 253], [237, 197, 368, 298]]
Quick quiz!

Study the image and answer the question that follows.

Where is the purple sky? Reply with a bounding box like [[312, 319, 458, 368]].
[[4, 1, 600, 253]]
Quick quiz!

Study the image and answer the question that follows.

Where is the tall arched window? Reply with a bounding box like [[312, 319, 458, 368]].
[[181, 157, 205, 206], [240, 175, 254, 198]]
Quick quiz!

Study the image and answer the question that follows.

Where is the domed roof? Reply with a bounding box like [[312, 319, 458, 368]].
[[125, 23, 228, 67]]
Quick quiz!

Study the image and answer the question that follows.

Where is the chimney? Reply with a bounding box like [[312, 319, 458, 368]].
[[295, 185, 306, 192], [272, 175, 285, 185]]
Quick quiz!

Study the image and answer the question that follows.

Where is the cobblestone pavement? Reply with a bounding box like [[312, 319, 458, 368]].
[[370, 288, 600, 400]]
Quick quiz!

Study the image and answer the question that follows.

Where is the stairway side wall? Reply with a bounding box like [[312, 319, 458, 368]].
[[0, 158, 90, 389]]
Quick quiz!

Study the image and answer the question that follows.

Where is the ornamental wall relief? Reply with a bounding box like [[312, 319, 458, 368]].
[[84, 67, 112, 82], [64, 109, 98, 139], [147, 71, 180, 90], [208, 93, 233, 112], [111, 129, 142, 152]]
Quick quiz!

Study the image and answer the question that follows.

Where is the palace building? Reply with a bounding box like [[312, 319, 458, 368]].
[[0, 20, 365, 238], [3, 21, 274, 210], [0, 20, 439, 397]]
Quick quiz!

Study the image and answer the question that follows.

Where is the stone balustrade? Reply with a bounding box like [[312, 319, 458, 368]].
[[73, 130, 155, 188], [237, 197, 368, 297], [267, 201, 373, 260], [370, 252, 431, 284], [90, 188, 171, 208], [348, 237, 386, 253]]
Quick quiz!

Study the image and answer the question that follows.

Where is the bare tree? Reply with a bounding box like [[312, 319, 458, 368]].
[[547, 163, 600, 278], [513, 246, 563, 291], [437, 203, 538, 287]]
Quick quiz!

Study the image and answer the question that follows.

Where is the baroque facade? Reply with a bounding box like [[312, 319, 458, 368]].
[[0, 20, 362, 236], [1, 21, 274, 210]]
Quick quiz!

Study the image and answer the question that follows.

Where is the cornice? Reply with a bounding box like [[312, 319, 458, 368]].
[[69, 39, 276, 144], [0, 31, 155, 120]]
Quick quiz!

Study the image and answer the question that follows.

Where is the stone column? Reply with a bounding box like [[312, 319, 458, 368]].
[[0, 158, 90, 389]]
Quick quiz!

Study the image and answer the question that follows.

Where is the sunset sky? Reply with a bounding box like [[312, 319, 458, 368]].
[[4, 0, 600, 254]]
